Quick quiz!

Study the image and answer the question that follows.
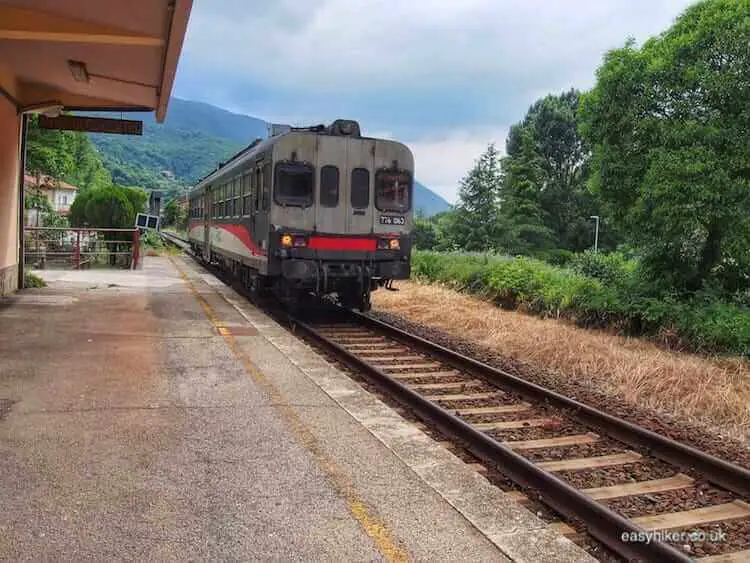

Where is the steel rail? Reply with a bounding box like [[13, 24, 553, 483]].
[[351, 310, 750, 498], [160, 230, 748, 561], [292, 316, 693, 562]]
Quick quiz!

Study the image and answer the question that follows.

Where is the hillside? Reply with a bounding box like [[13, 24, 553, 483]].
[[88, 98, 450, 215]]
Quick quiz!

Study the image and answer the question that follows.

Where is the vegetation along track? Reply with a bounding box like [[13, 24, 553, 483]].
[[161, 231, 750, 562]]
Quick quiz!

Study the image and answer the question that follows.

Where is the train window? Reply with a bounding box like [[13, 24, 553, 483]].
[[320, 165, 339, 207], [275, 162, 313, 207], [242, 173, 252, 215], [263, 162, 271, 209], [254, 167, 261, 211], [375, 170, 411, 213], [351, 168, 370, 208]]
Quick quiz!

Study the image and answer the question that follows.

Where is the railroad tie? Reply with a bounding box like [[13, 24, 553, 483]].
[[536, 451, 642, 472], [474, 418, 554, 431], [502, 433, 600, 450], [407, 380, 483, 391], [425, 392, 505, 402], [581, 474, 695, 500], [631, 500, 750, 531], [453, 403, 532, 416]]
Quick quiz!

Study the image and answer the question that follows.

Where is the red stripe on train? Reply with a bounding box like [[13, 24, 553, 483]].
[[307, 236, 377, 251]]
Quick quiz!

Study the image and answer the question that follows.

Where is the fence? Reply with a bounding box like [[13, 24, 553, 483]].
[[24, 227, 141, 270]]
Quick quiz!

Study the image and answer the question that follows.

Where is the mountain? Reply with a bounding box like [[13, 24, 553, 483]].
[[88, 97, 451, 216], [414, 181, 451, 216]]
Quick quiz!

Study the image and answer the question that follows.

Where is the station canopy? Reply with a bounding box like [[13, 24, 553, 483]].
[[0, 0, 192, 122]]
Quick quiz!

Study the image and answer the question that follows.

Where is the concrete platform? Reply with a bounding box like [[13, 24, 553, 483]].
[[0, 257, 593, 562]]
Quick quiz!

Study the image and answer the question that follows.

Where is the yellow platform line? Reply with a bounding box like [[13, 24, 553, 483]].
[[169, 257, 410, 563]]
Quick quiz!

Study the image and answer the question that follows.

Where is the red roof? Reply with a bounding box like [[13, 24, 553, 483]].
[[24, 173, 78, 192]]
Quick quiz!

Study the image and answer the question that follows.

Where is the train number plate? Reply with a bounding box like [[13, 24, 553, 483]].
[[380, 215, 405, 225]]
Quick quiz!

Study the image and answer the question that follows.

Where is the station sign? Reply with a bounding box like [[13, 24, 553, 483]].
[[135, 213, 160, 230], [39, 115, 143, 136]]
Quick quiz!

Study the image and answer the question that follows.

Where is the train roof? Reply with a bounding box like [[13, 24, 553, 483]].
[[189, 120, 410, 196]]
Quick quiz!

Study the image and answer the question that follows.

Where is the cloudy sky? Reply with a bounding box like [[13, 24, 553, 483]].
[[173, 0, 695, 203]]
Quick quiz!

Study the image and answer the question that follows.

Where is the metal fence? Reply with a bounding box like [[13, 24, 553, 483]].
[[23, 227, 141, 270]]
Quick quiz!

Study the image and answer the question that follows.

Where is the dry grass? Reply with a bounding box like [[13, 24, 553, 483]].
[[373, 281, 750, 444]]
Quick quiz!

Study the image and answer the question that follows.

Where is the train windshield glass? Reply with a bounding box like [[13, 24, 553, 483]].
[[375, 171, 411, 213], [275, 162, 314, 206]]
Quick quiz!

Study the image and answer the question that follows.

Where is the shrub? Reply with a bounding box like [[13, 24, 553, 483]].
[[409, 250, 750, 356], [570, 250, 638, 287], [24, 271, 46, 288]]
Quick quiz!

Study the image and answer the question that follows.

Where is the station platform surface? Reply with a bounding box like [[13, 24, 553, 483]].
[[0, 256, 592, 562]]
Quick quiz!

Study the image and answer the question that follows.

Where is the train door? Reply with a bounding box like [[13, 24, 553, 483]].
[[316, 136, 347, 234], [203, 186, 212, 260], [252, 159, 271, 265], [346, 137, 375, 234]]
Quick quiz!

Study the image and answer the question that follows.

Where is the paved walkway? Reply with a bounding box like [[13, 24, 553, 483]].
[[0, 257, 591, 562]]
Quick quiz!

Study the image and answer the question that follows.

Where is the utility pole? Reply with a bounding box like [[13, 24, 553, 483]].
[[590, 215, 600, 254]]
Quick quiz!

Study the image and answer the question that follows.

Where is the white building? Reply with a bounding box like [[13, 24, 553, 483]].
[[24, 173, 78, 215]]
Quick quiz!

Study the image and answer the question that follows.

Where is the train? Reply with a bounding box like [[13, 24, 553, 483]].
[[187, 119, 414, 311]]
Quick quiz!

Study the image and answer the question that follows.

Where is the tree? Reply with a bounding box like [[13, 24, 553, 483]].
[[163, 198, 188, 230], [498, 125, 555, 253], [67, 131, 112, 190], [25, 113, 113, 191], [119, 186, 148, 217], [69, 186, 135, 228], [25, 116, 75, 179], [412, 216, 438, 250], [452, 144, 503, 251], [498, 90, 610, 254], [579, 0, 750, 293]]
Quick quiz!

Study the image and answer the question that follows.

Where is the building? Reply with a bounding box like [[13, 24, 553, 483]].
[[24, 173, 77, 215]]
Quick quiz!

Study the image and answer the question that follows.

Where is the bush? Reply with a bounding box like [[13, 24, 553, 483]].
[[570, 250, 638, 287], [535, 248, 575, 267], [24, 271, 46, 288], [142, 230, 165, 250], [410, 250, 750, 356]]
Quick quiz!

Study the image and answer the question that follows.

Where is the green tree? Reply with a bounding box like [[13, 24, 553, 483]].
[[412, 216, 438, 250], [25, 114, 113, 191], [499, 125, 555, 253], [25, 116, 75, 179], [452, 144, 503, 251], [67, 131, 112, 190], [499, 90, 609, 254], [579, 0, 750, 293], [119, 186, 148, 217], [24, 191, 53, 212], [163, 198, 187, 230], [69, 186, 135, 228]]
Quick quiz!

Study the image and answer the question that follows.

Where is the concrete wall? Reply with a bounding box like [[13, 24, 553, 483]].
[[0, 66, 21, 295]]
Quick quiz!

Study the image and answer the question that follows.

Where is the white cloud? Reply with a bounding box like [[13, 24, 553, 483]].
[[177, 0, 697, 199], [184, 0, 692, 93], [405, 127, 508, 204]]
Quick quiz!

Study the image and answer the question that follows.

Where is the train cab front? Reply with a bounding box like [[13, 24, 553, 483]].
[[270, 230, 411, 310]]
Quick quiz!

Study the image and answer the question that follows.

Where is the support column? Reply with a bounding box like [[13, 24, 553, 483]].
[[0, 75, 22, 295]]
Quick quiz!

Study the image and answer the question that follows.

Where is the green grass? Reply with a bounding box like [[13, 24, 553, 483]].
[[410, 250, 750, 356]]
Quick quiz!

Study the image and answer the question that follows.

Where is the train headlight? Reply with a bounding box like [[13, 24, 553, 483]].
[[378, 238, 400, 250], [281, 234, 293, 247]]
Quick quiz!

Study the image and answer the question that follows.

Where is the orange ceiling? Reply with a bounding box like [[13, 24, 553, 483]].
[[0, 0, 192, 121]]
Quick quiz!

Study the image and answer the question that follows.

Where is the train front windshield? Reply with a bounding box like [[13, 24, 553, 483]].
[[275, 162, 314, 206], [376, 170, 411, 213]]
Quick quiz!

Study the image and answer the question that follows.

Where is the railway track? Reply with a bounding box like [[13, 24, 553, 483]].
[[160, 231, 750, 562]]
